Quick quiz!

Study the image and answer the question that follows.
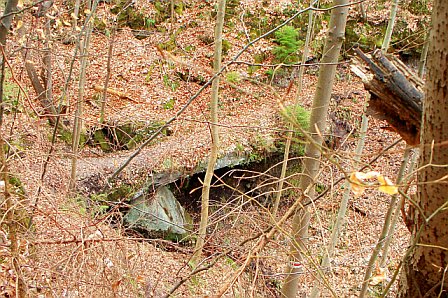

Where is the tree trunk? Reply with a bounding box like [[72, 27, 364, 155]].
[[272, 2, 314, 218], [280, 0, 349, 297], [69, 1, 97, 193], [398, 1, 448, 296], [191, 0, 225, 265], [381, 0, 399, 53]]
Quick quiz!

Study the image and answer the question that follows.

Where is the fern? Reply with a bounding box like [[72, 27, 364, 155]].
[[272, 26, 302, 64]]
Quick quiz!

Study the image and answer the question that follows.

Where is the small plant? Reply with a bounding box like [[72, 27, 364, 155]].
[[272, 25, 303, 64], [281, 104, 310, 136], [162, 97, 176, 110], [225, 71, 240, 83], [163, 74, 180, 91], [279, 104, 310, 156], [222, 39, 231, 55], [185, 44, 195, 52], [145, 18, 156, 28]]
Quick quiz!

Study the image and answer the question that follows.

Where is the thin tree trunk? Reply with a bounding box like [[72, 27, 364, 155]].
[[99, 27, 116, 124], [398, 1, 448, 296], [381, 0, 399, 53], [272, 1, 314, 218], [380, 148, 415, 268], [356, 2, 402, 294], [358, 148, 410, 297], [43, 19, 53, 115], [281, 1, 349, 297], [310, 111, 369, 297], [359, 3, 367, 22], [69, 0, 97, 193], [171, 0, 175, 33], [72, 0, 81, 32], [191, 0, 226, 265], [418, 29, 430, 78]]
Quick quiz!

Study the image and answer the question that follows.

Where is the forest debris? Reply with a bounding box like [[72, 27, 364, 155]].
[[351, 48, 423, 145], [93, 84, 140, 103]]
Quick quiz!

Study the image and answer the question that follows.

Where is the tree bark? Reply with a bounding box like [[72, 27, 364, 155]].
[[280, 0, 349, 297], [353, 48, 424, 145], [398, 1, 448, 296], [191, 0, 225, 265]]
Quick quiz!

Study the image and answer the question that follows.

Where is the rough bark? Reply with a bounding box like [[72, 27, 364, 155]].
[[353, 48, 424, 145], [280, 0, 349, 297], [398, 1, 448, 296]]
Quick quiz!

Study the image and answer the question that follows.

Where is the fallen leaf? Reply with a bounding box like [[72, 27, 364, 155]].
[[377, 175, 398, 195], [349, 172, 366, 197], [369, 266, 387, 286], [111, 279, 122, 293]]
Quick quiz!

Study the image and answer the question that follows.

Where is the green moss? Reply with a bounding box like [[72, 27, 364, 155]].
[[222, 39, 231, 55], [57, 127, 87, 148], [111, 0, 152, 30], [154, 1, 185, 23], [225, 71, 240, 83], [93, 130, 112, 152], [407, 0, 430, 15], [8, 175, 25, 198], [1, 69, 21, 114], [109, 120, 168, 151], [105, 184, 134, 202]]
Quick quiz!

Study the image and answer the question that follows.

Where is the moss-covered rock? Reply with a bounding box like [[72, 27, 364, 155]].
[[110, 0, 153, 32], [154, 0, 185, 23], [87, 120, 170, 152]]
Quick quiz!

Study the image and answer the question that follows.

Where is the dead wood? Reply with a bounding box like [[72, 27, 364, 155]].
[[352, 48, 423, 145], [24, 59, 58, 121], [93, 84, 140, 103]]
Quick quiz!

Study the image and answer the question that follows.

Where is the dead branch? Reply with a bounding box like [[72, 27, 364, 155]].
[[93, 84, 140, 103]]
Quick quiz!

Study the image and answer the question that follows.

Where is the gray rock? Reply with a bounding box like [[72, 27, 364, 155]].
[[124, 186, 188, 236]]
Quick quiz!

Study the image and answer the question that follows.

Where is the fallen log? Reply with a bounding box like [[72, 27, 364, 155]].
[[351, 48, 424, 145], [93, 84, 140, 103]]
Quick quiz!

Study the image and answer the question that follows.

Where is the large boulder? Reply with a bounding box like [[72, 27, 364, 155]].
[[124, 186, 190, 239]]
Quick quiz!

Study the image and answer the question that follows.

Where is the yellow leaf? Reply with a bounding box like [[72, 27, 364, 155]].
[[16, 20, 23, 30], [349, 172, 365, 197], [377, 175, 398, 195], [17, 0, 23, 8], [355, 171, 381, 180], [369, 266, 387, 286], [70, 12, 78, 20], [84, 9, 91, 15]]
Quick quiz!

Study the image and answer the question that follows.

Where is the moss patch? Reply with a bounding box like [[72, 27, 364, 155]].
[[87, 120, 170, 152]]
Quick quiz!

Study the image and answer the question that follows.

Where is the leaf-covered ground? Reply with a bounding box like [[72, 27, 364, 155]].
[[0, 0, 427, 296]]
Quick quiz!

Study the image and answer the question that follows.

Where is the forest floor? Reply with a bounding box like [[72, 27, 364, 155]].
[[0, 0, 425, 297]]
